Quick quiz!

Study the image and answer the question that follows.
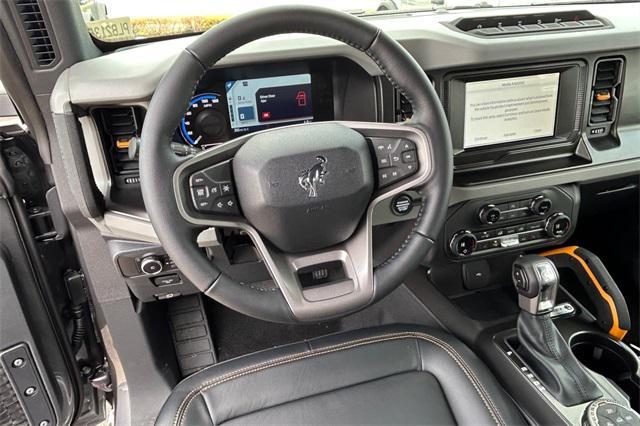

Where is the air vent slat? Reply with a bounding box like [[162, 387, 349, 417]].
[[96, 107, 142, 178], [14, 0, 57, 67], [588, 58, 623, 127]]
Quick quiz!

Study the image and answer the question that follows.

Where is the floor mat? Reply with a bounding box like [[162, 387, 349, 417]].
[[206, 300, 340, 361]]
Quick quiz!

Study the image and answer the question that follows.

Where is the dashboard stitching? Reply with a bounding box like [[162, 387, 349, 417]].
[[171, 331, 505, 426]]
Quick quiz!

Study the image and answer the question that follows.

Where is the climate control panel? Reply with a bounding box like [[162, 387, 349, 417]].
[[444, 186, 578, 258]]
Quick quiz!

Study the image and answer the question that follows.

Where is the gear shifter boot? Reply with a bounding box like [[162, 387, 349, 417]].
[[517, 311, 602, 406]]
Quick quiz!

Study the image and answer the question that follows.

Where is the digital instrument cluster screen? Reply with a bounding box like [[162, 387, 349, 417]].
[[463, 73, 560, 148], [225, 74, 314, 132]]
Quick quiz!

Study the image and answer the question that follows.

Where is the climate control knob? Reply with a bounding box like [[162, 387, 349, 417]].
[[450, 231, 477, 257], [530, 196, 553, 216], [140, 255, 163, 275], [478, 204, 501, 224], [545, 213, 571, 238]]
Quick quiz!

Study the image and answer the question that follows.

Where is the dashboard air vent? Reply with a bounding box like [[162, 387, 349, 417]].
[[14, 0, 57, 67], [96, 107, 142, 182], [589, 59, 623, 125], [394, 75, 435, 122], [451, 10, 608, 37], [395, 92, 413, 122]]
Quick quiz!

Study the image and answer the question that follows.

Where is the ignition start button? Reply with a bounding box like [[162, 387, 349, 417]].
[[391, 194, 413, 216]]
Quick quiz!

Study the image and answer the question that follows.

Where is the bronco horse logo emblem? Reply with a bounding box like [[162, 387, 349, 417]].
[[298, 156, 328, 198]]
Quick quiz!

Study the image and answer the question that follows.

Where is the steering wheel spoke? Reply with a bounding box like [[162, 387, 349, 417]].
[[342, 121, 432, 197]]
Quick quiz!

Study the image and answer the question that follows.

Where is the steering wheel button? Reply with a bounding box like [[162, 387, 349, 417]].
[[402, 150, 417, 163], [192, 186, 209, 198], [391, 194, 413, 215], [399, 162, 418, 175], [194, 199, 212, 211], [390, 153, 402, 165], [377, 155, 391, 168], [191, 186, 213, 211], [209, 184, 220, 197], [220, 182, 234, 195], [190, 172, 208, 186], [378, 167, 399, 187], [371, 137, 401, 155], [211, 195, 240, 215], [400, 140, 415, 151]]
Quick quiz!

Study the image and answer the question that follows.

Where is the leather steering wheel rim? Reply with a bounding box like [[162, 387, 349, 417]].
[[140, 5, 452, 323]]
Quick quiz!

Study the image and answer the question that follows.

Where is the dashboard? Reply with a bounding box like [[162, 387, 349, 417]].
[[50, 2, 640, 247]]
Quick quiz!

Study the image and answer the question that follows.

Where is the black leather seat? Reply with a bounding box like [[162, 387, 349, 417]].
[[157, 325, 525, 425]]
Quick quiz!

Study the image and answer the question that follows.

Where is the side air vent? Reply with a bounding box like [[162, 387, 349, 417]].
[[95, 107, 143, 185], [451, 10, 608, 37], [14, 0, 57, 67], [589, 59, 623, 125]]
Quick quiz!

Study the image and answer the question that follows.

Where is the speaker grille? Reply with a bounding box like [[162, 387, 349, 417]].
[[0, 364, 28, 426]]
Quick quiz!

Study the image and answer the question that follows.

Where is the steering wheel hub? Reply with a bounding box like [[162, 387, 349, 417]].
[[233, 123, 374, 253]]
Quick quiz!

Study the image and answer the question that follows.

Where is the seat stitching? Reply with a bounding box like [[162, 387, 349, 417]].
[[173, 332, 504, 426], [171, 332, 505, 426], [433, 337, 508, 426]]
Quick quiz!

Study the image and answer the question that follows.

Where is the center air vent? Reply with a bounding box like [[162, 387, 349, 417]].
[[395, 92, 413, 122], [394, 77, 434, 122], [13, 0, 57, 67], [589, 59, 623, 125], [451, 10, 608, 37], [95, 107, 144, 185]]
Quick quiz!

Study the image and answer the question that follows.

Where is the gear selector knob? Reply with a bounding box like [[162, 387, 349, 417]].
[[512, 255, 559, 315]]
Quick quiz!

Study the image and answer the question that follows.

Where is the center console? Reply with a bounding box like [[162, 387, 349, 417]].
[[423, 175, 639, 425]]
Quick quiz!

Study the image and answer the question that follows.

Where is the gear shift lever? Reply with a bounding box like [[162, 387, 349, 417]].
[[513, 255, 559, 315], [512, 255, 602, 406]]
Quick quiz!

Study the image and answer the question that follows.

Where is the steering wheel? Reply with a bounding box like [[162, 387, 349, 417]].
[[140, 6, 452, 323]]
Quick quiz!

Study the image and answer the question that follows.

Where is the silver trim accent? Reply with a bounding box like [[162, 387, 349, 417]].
[[173, 121, 432, 321], [545, 212, 572, 237], [140, 256, 163, 276], [549, 302, 575, 318], [101, 211, 159, 243], [78, 115, 111, 197]]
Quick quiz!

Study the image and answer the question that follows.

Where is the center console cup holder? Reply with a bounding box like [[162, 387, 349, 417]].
[[570, 332, 639, 411]]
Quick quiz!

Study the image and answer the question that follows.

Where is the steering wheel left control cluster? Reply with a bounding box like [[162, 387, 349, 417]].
[[189, 160, 240, 215]]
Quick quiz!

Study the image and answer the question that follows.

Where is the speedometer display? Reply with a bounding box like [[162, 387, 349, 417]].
[[180, 94, 228, 147]]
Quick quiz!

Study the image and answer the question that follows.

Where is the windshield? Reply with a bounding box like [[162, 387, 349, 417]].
[[78, 0, 620, 42]]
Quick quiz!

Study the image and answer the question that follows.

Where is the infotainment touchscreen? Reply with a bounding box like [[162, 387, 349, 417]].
[[225, 74, 313, 132], [463, 73, 560, 148]]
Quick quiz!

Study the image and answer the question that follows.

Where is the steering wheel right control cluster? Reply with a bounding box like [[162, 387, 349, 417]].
[[445, 187, 577, 258], [369, 138, 418, 188]]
